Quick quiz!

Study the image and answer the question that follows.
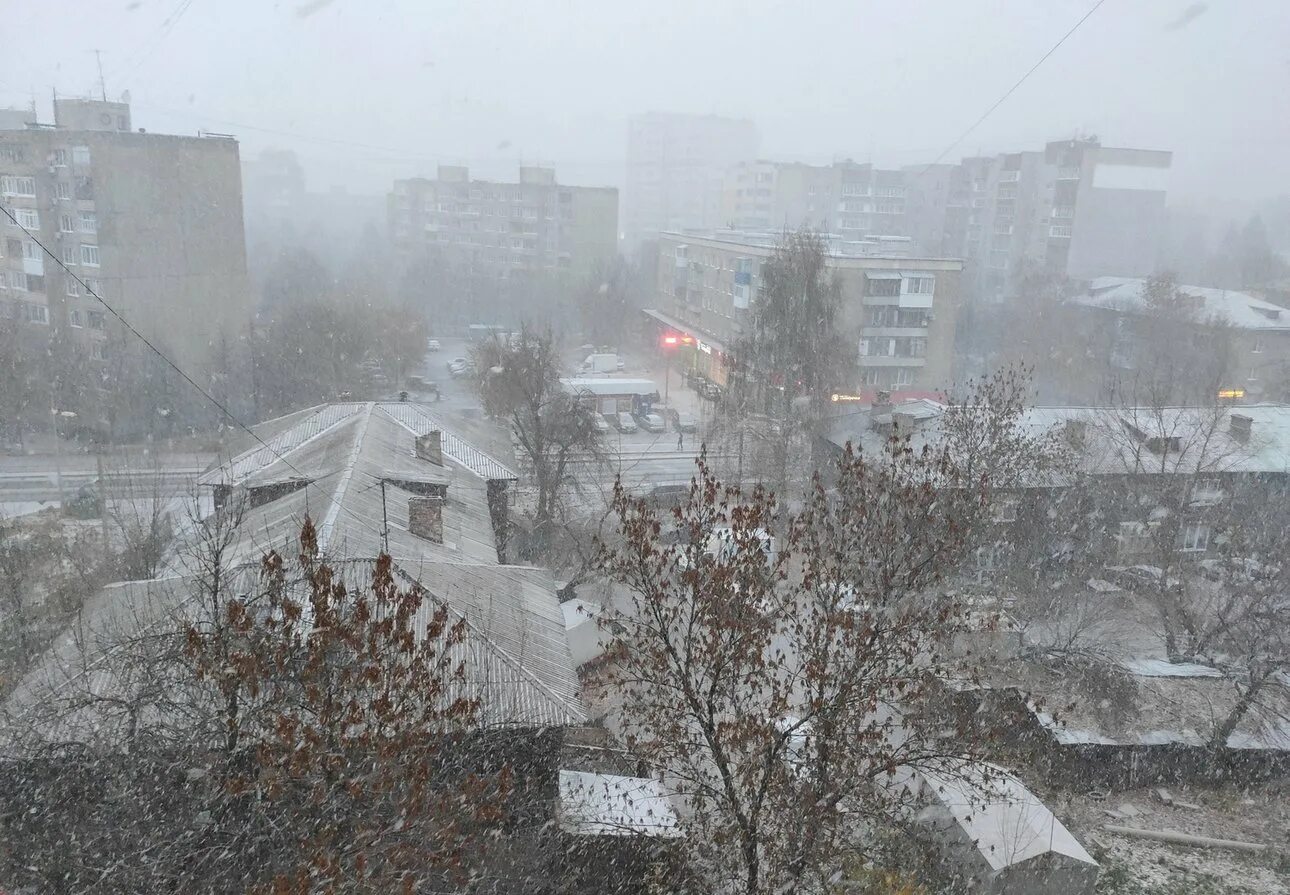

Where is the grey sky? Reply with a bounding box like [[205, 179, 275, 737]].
[[7, 0, 1288, 201]]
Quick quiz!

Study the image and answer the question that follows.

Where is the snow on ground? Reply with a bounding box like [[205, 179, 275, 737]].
[[1051, 784, 1290, 894]]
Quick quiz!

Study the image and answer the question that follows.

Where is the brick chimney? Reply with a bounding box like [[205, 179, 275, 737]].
[[408, 495, 444, 543], [416, 430, 443, 465]]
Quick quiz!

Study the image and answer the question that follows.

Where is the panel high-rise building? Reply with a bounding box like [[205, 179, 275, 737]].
[[624, 112, 759, 251], [0, 97, 253, 420]]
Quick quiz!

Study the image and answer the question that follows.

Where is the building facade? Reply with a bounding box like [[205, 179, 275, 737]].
[[389, 165, 618, 281], [0, 97, 253, 419], [714, 139, 1171, 306], [645, 231, 962, 393], [624, 112, 759, 250], [1068, 276, 1290, 403]]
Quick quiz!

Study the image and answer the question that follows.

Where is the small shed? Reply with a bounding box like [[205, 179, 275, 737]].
[[898, 762, 1099, 895]]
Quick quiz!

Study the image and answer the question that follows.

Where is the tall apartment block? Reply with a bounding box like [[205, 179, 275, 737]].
[[624, 112, 759, 250], [715, 139, 1171, 302], [645, 231, 962, 393], [941, 139, 1172, 301], [389, 165, 618, 280], [0, 97, 252, 409]]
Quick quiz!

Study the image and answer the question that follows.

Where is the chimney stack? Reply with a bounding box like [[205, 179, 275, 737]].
[[416, 430, 443, 466], [408, 496, 444, 543], [1229, 413, 1253, 443]]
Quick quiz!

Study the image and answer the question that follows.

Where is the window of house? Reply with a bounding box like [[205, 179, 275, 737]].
[[61, 244, 77, 264], [60, 214, 76, 233], [87, 310, 105, 330], [1180, 522, 1210, 552], [15, 208, 39, 230], [5, 238, 19, 257], [1252, 336, 1265, 354], [72, 146, 91, 165], [894, 368, 914, 386], [80, 212, 97, 233], [90, 342, 106, 360], [21, 242, 40, 261], [84, 277, 101, 294], [69, 308, 83, 327], [53, 149, 69, 166], [992, 498, 1019, 522], [858, 337, 871, 357], [23, 302, 48, 324], [80, 244, 100, 266], [55, 181, 70, 200], [9, 272, 27, 292], [66, 277, 79, 297], [862, 368, 882, 386]]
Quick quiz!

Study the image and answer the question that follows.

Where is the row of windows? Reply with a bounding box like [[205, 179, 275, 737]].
[[59, 212, 97, 234], [59, 243, 101, 266], [859, 336, 928, 358]]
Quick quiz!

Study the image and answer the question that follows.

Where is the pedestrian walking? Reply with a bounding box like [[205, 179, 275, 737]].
[[677, 431, 684, 450]]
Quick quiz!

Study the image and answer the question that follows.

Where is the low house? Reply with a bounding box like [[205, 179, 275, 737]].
[[1, 402, 682, 893], [960, 657, 1290, 787]]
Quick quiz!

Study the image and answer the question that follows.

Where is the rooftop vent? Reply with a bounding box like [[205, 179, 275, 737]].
[[1230, 413, 1253, 443]]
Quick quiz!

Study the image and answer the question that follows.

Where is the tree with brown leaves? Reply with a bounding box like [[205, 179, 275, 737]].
[[594, 434, 995, 894]]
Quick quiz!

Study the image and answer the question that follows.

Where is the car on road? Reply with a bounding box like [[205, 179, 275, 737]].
[[614, 412, 638, 433], [447, 357, 473, 377], [638, 412, 666, 433], [668, 410, 697, 433], [427, 339, 441, 352]]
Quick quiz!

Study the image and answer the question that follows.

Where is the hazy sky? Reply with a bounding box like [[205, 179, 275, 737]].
[[6, 0, 1288, 202]]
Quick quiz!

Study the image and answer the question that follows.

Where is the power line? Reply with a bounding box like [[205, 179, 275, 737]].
[[921, 0, 1110, 170], [0, 201, 389, 546]]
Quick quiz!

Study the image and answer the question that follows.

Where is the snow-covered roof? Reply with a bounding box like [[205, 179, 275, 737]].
[[560, 378, 659, 397], [557, 770, 682, 838], [1075, 277, 1290, 331], [982, 658, 1290, 752], [5, 404, 586, 745], [901, 761, 1097, 873], [827, 402, 1290, 477]]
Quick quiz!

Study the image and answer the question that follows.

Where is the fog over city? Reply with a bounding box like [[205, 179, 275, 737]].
[[1, 3, 1289, 894], [8, 0, 1289, 199]]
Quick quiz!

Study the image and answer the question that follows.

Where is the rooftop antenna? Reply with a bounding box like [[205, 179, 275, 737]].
[[94, 49, 107, 102]]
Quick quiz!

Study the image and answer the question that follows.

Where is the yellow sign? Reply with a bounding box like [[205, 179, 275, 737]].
[[1217, 388, 1245, 399], [830, 393, 866, 403]]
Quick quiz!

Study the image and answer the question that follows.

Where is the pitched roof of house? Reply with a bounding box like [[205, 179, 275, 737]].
[[5, 403, 583, 746], [1074, 277, 1290, 331]]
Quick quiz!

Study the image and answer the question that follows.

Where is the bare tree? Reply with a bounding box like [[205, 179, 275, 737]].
[[593, 435, 995, 894], [725, 227, 850, 488], [473, 324, 602, 558]]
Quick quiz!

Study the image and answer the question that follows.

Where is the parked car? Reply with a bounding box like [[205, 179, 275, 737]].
[[638, 412, 666, 433], [669, 410, 698, 433], [593, 414, 610, 434], [614, 412, 638, 433], [427, 339, 442, 352]]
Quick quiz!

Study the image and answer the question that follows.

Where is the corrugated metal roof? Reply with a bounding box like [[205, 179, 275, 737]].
[[6, 404, 584, 744]]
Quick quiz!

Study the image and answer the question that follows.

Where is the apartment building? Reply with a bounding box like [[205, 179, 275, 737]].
[[0, 98, 252, 408], [645, 231, 962, 392], [943, 139, 1173, 302], [624, 112, 759, 250], [714, 139, 1171, 306], [389, 165, 617, 280]]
